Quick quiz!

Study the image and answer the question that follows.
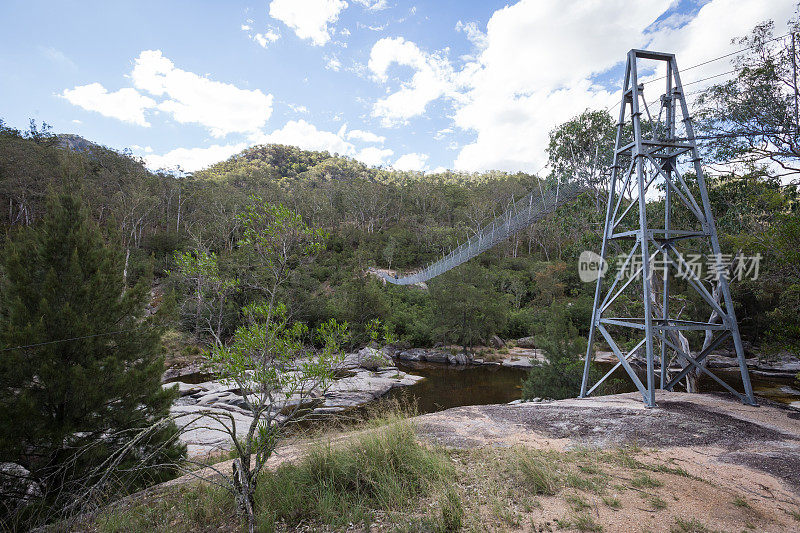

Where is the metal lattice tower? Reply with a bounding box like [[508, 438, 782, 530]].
[[579, 50, 757, 407]]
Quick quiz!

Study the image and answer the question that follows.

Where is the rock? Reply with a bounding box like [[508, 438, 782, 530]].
[[171, 363, 424, 456], [447, 351, 472, 365], [501, 357, 534, 369], [425, 351, 450, 364], [517, 336, 536, 349], [397, 348, 424, 361], [162, 362, 206, 383], [0, 463, 41, 511], [508, 399, 523, 405], [356, 346, 393, 370], [489, 335, 505, 348], [162, 381, 203, 397]]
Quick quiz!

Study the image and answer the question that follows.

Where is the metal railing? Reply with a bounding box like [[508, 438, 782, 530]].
[[380, 182, 584, 285]]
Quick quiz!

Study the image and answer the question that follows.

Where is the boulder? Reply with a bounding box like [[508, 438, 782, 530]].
[[489, 335, 505, 348], [447, 351, 472, 365], [356, 346, 393, 370], [517, 336, 536, 349], [162, 381, 203, 397]]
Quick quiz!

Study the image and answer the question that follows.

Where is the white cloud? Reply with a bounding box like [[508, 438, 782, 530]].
[[393, 152, 429, 171], [252, 29, 281, 48], [241, 24, 252, 31], [253, 119, 356, 155], [357, 146, 394, 166], [61, 83, 156, 127], [447, 0, 796, 172], [288, 103, 309, 113], [131, 144, 154, 153], [347, 129, 385, 143], [455, 20, 488, 50], [353, 0, 388, 11], [325, 55, 342, 71], [131, 50, 273, 137], [368, 37, 457, 126], [40, 46, 77, 70], [269, 0, 348, 46], [145, 143, 249, 172], [450, 0, 673, 171]]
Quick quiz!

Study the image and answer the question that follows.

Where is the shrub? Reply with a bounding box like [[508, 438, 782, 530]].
[[521, 308, 591, 400]]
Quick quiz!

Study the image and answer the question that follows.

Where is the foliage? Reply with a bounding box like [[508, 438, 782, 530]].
[[696, 19, 800, 175], [197, 202, 345, 532], [521, 308, 591, 400], [0, 195, 184, 527], [171, 248, 239, 346], [430, 263, 507, 354]]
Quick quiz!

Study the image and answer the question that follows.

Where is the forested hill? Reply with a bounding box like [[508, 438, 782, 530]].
[[2, 109, 799, 355], [197, 142, 531, 187]]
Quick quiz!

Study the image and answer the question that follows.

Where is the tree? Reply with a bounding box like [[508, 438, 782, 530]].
[[696, 18, 800, 176], [430, 263, 506, 356], [547, 109, 615, 211], [521, 309, 592, 400], [0, 195, 183, 526], [172, 247, 239, 347], [197, 200, 342, 533]]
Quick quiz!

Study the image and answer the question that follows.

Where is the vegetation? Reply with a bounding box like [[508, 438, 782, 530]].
[[521, 308, 597, 400], [0, 195, 184, 527]]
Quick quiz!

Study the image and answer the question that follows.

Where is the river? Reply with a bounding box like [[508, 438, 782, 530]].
[[386, 360, 800, 415]]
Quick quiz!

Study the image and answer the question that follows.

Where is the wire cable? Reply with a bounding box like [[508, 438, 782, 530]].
[[0, 328, 142, 352]]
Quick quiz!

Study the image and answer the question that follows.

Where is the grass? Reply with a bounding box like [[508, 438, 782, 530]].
[[630, 473, 663, 489], [649, 496, 668, 510], [731, 496, 750, 508], [601, 495, 622, 509], [256, 417, 455, 529], [95, 484, 236, 533], [670, 517, 715, 533], [513, 448, 562, 495], [565, 493, 590, 511], [558, 512, 604, 532], [84, 411, 767, 533]]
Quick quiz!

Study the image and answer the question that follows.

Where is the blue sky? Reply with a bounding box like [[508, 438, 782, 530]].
[[1, 0, 796, 173]]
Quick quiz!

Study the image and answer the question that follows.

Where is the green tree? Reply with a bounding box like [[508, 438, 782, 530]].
[[521, 309, 591, 400], [0, 195, 183, 526], [198, 200, 342, 533], [547, 109, 615, 211], [696, 18, 800, 175], [430, 263, 506, 356]]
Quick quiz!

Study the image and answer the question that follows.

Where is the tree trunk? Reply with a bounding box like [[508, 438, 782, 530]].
[[233, 458, 256, 533]]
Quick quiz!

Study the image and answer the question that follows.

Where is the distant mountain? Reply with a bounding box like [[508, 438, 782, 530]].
[[57, 133, 102, 154]]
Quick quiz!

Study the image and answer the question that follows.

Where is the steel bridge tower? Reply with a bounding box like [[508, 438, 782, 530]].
[[579, 50, 757, 408]]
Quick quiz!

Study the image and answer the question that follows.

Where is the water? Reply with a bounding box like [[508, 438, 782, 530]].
[[386, 361, 528, 414], [386, 360, 800, 415], [165, 360, 800, 416]]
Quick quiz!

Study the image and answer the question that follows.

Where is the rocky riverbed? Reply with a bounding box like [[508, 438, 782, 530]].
[[164, 347, 424, 457]]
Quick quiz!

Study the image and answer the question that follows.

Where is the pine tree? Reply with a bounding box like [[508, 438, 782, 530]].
[[0, 194, 184, 523]]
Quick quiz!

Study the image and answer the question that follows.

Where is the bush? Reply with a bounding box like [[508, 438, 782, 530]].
[[521, 308, 592, 400]]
